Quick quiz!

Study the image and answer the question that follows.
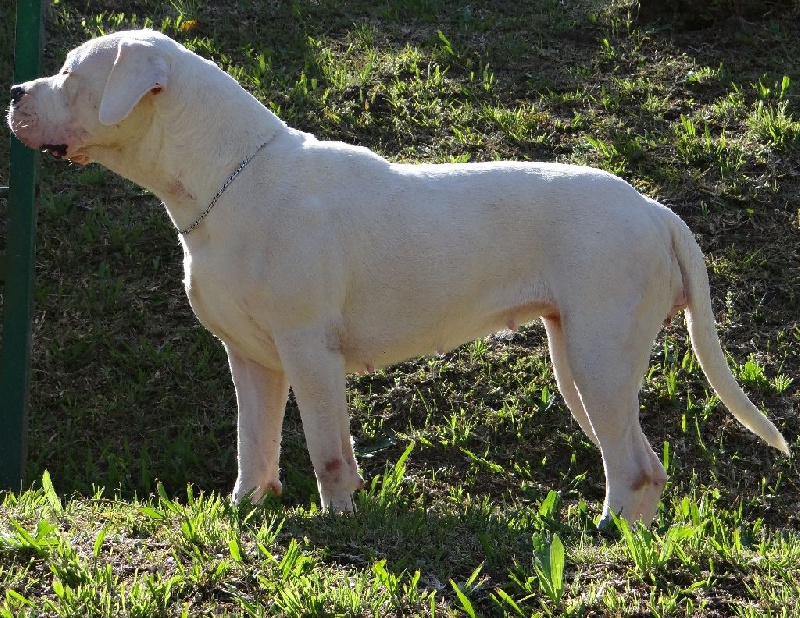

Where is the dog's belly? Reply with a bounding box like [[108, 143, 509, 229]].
[[339, 288, 558, 373]]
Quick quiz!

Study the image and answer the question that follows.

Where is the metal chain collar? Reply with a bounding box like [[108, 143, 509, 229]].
[[180, 140, 271, 236]]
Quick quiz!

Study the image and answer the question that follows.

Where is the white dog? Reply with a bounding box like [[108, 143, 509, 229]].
[[8, 30, 789, 527]]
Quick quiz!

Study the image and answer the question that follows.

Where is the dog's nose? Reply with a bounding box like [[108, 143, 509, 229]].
[[11, 85, 26, 104]]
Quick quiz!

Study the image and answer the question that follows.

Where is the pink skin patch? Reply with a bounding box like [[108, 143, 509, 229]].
[[663, 292, 688, 327], [322, 458, 343, 487], [630, 470, 652, 491], [68, 152, 92, 165], [321, 459, 365, 491], [324, 459, 342, 473]]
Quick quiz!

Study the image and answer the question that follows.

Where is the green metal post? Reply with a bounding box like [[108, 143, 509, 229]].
[[0, 0, 44, 491]]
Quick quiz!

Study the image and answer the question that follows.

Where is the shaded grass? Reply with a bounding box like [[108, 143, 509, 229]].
[[1, 0, 799, 615]]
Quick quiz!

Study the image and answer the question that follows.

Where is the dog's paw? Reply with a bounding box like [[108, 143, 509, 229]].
[[232, 478, 282, 504], [320, 491, 355, 514]]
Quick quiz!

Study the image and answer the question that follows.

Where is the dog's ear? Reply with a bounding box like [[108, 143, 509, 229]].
[[99, 38, 168, 126]]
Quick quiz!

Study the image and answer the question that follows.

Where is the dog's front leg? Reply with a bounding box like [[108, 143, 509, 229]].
[[227, 346, 290, 504], [275, 325, 364, 513]]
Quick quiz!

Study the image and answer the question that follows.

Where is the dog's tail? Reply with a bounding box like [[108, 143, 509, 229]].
[[665, 208, 790, 455]]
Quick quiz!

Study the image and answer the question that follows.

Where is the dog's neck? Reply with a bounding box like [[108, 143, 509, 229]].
[[178, 138, 274, 236], [91, 55, 288, 234]]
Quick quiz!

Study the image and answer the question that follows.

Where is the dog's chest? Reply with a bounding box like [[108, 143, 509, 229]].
[[183, 253, 281, 367]]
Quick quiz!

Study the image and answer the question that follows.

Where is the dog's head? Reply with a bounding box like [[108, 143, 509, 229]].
[[7, 30, 171, 165]]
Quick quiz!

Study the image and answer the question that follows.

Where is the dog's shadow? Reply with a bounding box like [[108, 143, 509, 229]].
[[246, 474, 597, 604]]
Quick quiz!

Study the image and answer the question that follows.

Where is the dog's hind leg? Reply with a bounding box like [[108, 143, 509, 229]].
[[543, 316, 600, 448], [228, 348, 290, 504], [560, 313, 667, 527], [275, 324, 364, 513], [631, 428, 667, 525]]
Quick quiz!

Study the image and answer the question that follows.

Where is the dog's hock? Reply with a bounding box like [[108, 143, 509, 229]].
[[99, 38, 169, 125]]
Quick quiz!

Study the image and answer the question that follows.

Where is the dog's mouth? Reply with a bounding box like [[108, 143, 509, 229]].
[[40, 143, 69, 158], [39, 142, 91, 165]]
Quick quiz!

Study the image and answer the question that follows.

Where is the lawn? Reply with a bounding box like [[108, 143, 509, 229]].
[[1, 0, 799, 615]]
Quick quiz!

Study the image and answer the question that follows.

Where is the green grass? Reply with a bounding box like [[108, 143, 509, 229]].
[[1, 0, 799, 615]]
